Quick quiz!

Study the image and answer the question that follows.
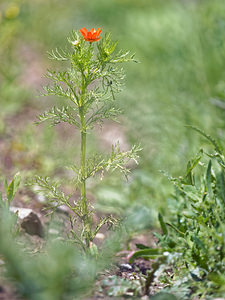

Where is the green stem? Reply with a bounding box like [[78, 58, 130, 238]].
[[79, 73, 92, 249], [80, 108, 87, 212]]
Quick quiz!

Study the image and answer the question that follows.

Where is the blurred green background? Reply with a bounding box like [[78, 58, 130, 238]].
[[1, 0, 225, 224]]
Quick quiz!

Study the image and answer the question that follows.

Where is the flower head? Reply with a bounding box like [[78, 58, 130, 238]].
[[80, 27, 102, 43]]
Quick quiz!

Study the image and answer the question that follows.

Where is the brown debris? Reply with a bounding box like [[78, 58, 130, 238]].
[[21, 212, 44, 238]]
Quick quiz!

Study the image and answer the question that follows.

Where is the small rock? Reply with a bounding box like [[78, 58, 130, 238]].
[[36, 194, 46, 203], [120, 263, 133, 270], [21, 212, 44, 237], [119, 263, 134, 273], [10, 207, 44, 238], [10, 207, 32, 219], [48, 228, 59, 235], [57, 204, 71, 214], [95, 233, 105, 240], [32, 185, 46, 203], [0, 259, 4, 266]]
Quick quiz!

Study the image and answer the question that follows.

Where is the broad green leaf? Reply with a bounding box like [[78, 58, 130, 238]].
[[129, 248, 167, 263], [4, 178, 8, 193], [7, 173, 21, 203], [185, 149, 203, 185], [182, 185, 201, 202], [185, 161, 193, 185], [135, 243, 149, 249], [219, 171, 225, 203], [158, 213, 168, 235], [206, 160, 213, 198], [165, 222, 185, 236]]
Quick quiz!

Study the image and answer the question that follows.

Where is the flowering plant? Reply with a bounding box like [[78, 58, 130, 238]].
[[32, 28, 141, 250]]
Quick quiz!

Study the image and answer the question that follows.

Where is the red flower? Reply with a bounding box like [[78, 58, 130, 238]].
[[80, 27, 102, 43]]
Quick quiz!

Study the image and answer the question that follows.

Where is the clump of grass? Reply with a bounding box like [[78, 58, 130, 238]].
[[131, 128, 225, 299]]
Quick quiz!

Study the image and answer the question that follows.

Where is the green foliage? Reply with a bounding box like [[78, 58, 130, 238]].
[[69, 143, 141, 185], [32, 30, 140, 250], [2, 0, 225, 221], [5, 172, 21, 204], [40, 31, 135, 125], [101, 275, 142, 297], [101, 0, 225, 212], [128, 130, 225, 298], [153, 132, 225, 298], [0, 209, 96, 300], [36, 106, 80, 127], [0, 207, 130, 300], [29, 176, 73, 214], [0, 173, 21, 208], [129, 248, 167, 263], [2, 0, 225, 297], [151, 293, 178, 300], [0, 1, 28, 117]]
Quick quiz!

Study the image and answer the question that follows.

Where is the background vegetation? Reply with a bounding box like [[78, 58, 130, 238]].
[[1, 0, 225, 299], [1, 0, 225, 216]]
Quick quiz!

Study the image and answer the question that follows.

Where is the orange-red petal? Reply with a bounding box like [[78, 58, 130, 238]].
[[87, 31, 92, 39], [96, 28, 102, 36], [92, 31, 98, 39], [82, 27, 88, 34], [80, 28, 88, 38]]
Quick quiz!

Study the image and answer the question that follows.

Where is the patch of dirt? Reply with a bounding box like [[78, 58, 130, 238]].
[[95, 120, 129, 152], [0, 280, 22, 300], [18, 43, 45, 89]]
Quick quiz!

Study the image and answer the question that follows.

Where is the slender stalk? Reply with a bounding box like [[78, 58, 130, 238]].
[[80, 109, 87, 212], [79, 72, 92, 248]]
